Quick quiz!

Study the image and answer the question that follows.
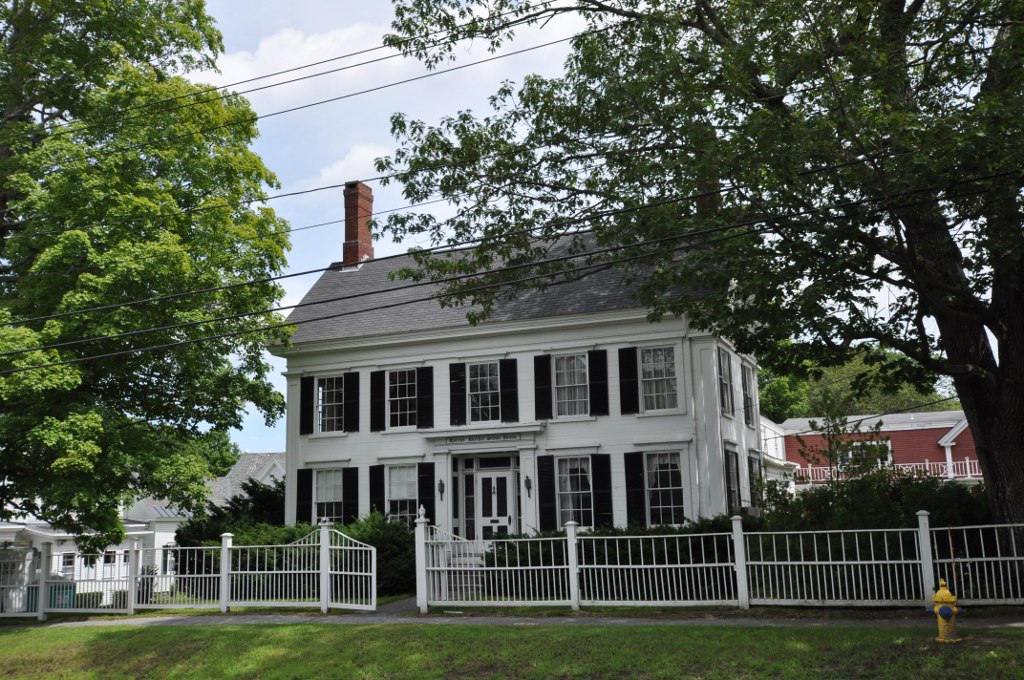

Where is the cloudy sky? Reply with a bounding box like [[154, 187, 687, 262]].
[[200, 2, 581, 451]]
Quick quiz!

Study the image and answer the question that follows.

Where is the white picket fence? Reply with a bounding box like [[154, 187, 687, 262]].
[[0, 522, 375, 619], [414, 510, 1024, 612]]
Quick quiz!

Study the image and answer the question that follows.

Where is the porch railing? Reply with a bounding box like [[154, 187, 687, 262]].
[[794, 458, 982, 484]]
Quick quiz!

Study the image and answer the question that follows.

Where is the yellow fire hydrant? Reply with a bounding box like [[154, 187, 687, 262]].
[[932, 578, 962, 643]]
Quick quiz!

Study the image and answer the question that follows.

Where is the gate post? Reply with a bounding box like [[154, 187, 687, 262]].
[[917, 511, 935, 598], [319, 520, 331, 613], [127, 539, 139, 615], [565, 521, 580, 611], [731, 516, 749, 609], [415, 506, 428, 614], [37, 542, 52, 622], [219, 533, 233, 613]]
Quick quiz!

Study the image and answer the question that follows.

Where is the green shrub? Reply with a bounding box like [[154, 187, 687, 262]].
[[73, 591, 103, 609]]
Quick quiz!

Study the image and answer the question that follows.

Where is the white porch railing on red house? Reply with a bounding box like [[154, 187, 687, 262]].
[[794, 458, 982, 484], [414, 509, 1024, 611]]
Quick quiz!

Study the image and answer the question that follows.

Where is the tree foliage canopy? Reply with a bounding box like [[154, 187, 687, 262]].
[[0, 1, 290, 551], [379, 0, 1024, 521]]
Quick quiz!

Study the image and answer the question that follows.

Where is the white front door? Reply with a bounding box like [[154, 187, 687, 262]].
[[478, 470, 515, 540]]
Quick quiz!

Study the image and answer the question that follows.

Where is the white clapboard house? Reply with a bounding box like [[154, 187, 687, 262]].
[[274, 182, 764, 538]]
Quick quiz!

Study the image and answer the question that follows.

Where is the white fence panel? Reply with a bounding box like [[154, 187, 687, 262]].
[[43, 552, 131, 614], [328, 529, 376, 611], [931, 524, 1024, 605], [0, 548, 37, 617], [228, 534, 321, 608], [423, 527, 572, 607], [578, 533, 737, 607], [136, 546, 220, 610], [745, 528, 923, 605]]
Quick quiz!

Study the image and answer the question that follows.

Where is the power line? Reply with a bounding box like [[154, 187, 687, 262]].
[[4, 150, 908, 328], [1, 169, 1006, 368]]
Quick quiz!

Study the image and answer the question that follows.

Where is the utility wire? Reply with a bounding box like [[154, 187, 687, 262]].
[[1, 169, 1007, 367], [3, 150, 917, 328]]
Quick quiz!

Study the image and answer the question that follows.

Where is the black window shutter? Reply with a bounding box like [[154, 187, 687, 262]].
[[537, 456, 557, 531], [449, 363, 467, 426], [499, 359, 519, 423], [591, 453, 613, 528], [416, 367, 434, 429], [300, 376, 315, 435], [588, 350, 609, 416], [295, 468, 313, 524], [343, 372, 360, 433], [623, 452, 646, 527], [370, 370, 386, 432], [618, 348, 640, 415], [369, 464, 385, 515], [342, 467, 359, 525], [534, 355, 552, 420], [417, 462, 436, 523]]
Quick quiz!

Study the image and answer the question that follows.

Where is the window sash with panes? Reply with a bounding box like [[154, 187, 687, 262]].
[[717, 348, 734, 416], [640, 347, 678, 411], [316, 376, 345, 432], [469, 362, 500, 422], [747, 452, 763, 508], [388, 465, 418, 528], [557, 456, 593, 527], [741, 364, 755, 427], [554, 354, 589, 417], [724, 449, 741, 514], [388, 369, 417, 428], [315, 468, 345, 521], [646, 452, 685, 525]]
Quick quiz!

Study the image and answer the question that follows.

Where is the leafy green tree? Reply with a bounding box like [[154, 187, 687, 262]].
[[0, 1, 290, 551], [378, 1, 1024, 522]]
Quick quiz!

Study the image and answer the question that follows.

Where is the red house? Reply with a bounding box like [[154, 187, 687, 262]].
[[780, 411, 980, 485]]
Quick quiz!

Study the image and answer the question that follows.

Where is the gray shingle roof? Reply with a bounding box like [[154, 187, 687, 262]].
[[207, 452, 286, 507], [286, 240, 644, 345]]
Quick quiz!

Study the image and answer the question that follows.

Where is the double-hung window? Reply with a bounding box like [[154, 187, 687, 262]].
[[748, 451, 763, 508], [388, 369, 418, 428], [468, 362, 501, 422], [557, 456, 593, 527], [387, 465, 418, 528], [717, 348, 734, 417], [315, 469, 345, 521], [646, 452, 685, 525], [741, 364, 755, 427], [724, 448, 741, 514], [316, 376, 345, 432], [554, 354, 589, 416], [640, 347, 678, 411]]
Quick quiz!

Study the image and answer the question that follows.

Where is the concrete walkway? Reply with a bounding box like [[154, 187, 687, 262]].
[[38, 597, 1024, 630]]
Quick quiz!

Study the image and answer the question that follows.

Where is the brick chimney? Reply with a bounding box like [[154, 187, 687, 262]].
[[342, 181, 374, 266]]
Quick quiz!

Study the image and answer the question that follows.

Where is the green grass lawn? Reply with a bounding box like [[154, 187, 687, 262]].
[[0, 622, 1021, 679]]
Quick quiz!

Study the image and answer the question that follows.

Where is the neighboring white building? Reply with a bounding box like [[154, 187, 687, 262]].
[[272, 182, 765, 538], [759, 418, 798, 492]]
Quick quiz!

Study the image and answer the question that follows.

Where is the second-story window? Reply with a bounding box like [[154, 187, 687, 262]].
[[741, 364, 755, 427], [640, 347, 678, 411], [554, 354, 589, 416], [469, 362, 501, 422], [317, 376, 345, 432], [717, 347, 734, 417], [389, 369, 418, 428]]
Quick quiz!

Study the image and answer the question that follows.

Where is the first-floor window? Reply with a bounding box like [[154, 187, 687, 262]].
[[315, 468, 345, 521], [747, 451, 763, 507], [646, 452, 685, 525], [61, 553, 75, 579], [557, 456, 593, 527], [389, 369, 418, 428], [554, 354, 589, 416], [388, 465, 418, 528], [724, 448, 741, 514]]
